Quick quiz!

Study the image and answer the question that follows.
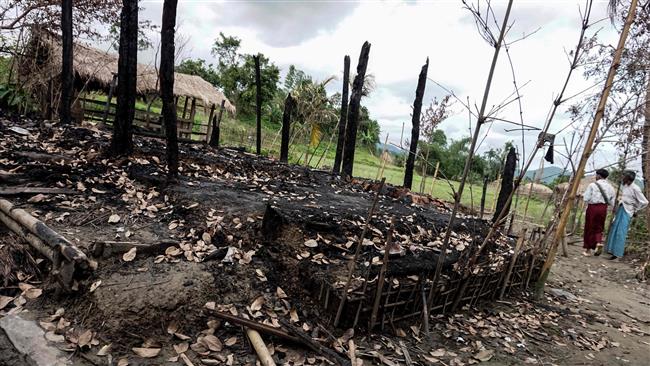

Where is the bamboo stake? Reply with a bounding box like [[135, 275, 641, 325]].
[[535, 0, 639, 299], [375, 134, 389, 181], [246, 329, 276, 366], [429, 161, 440, 196], [499, 228, 527, 299], [334, 178, 386, 327], [369, 216, 396, 329]]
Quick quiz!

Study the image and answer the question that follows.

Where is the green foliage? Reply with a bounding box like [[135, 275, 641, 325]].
[[107, 18, 158, 51], [357, 106, 380, 147], [176, 59, 219, 86], [0, 83, 37, 113], [549, 174, 570, 189], [210, 33, 280, 117]]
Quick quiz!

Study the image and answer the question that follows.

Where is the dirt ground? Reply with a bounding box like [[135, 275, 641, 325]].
[[0, 118, 649, 365]]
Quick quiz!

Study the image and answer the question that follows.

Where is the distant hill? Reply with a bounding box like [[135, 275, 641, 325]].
[[376, 142, 405, 156], [519, 166, 565, 184]]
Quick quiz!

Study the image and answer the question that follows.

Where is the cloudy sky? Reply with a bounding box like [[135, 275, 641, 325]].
[[135, 0, 629, 175]]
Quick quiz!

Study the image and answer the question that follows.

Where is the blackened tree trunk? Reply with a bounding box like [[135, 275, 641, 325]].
[[209, 100, 225, 148], [492, 147, 516, 224], [110, 0, 138, 155], [279, 93, 294, 163], [59, 0, 73, 124], [332, 55, 350, 174], [341, 42, 371, 178], [403, 58, 429, 189], [160, 0, 179, 177], [480, 175, 489, 218], [254, 54, 262, 155]]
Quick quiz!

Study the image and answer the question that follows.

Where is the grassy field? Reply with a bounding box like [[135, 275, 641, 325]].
[[80, 93, 554, 226]]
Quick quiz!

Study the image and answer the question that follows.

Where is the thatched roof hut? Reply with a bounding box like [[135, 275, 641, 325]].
[[21, 30, 235, 114], [520, 182, 553, 199], [555, 175, 596, 197]]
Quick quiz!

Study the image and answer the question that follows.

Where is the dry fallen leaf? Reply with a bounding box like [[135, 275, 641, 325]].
[[290, 308, 299, 323], [180, 353, 195, 366], [276, 287, 287, 299], [174, 342, 189, 354], [304, 239, 318, 248], [78, 330, 93, 348], [0, 295, 14, 309], [201, 335, 223, 352], [475, 349, 494, 362], [250, 296, 265, 312], [117, 358, 129, 366], [23, 288, 42, 300], [132, 347, 161, 358], [122, 248, 137, 262], [224, 337, 237, 347], [97, 344, 111, 356], [28, 194, 47, 203], [45, 331, 65, 343], [108, 214, 121, 224]]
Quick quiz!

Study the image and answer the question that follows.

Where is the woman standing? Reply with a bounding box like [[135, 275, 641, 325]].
[[606, 170, 648, 260], [582, 169, 615, 256]]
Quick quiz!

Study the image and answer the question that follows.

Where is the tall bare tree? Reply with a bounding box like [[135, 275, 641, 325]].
[[59, 0, 73, 124], [110, 0, 138, 155], [403, 58, 429, 189], [160, 0, 179, 177]]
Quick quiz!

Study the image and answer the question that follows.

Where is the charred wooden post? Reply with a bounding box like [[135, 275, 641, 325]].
[[59, 0, 73, 125], [332, 55, 350, 174], [209, 100, 226, 148], [341, 42, 371, 178], [492, 147, 516, 224], [254, 54, 262, 155], [334, 177, 384, 326], [279, 93, 294, 163], [480, 175, 489, 218], [404, 58, 429, 189], [160, 0, 179, 177], [111, 0, 138, 155]]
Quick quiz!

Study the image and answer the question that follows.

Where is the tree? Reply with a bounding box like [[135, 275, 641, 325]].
[[160, 0, 179, 177], [342, 41, 371, 178], [404, 59, 429, 189], [59, 0, 72, 125], [110, 0, 138, 156], [107, 17, 158, 51], [1, 0, 120, 38], [176, 59, 219, 86]]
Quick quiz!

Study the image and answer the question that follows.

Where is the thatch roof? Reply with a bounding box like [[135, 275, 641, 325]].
[[23, 30, 235, 114], [555, 175, 597, 197], [520, 182, 553, 199]]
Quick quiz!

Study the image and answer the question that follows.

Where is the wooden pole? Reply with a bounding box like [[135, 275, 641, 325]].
[[480, 175, 488, 219], [429, 161, 440, 196], [404, 58, 429, 189], [333, 55, 350, 174], [254, 54, 262, 155], [279, 93, 294, 163], [246, 329, 276, 366], [536, 0, 639, 299], [102, 73, 118, 126], [59, 0, 73, 124], [209, 100, 225, 148], [369, 216, 396, 329], [334, 178, 385, 327], [498, 228, 527, 299], [375, 134, 389, 180]]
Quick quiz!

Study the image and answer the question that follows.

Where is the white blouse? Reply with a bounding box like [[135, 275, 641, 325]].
[[583, 180, 615, 205], [619, 183, 649, 216]]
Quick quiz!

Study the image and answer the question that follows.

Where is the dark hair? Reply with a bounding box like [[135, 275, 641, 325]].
[[623, 170, 636, 181], [596, 168, 609, 179]]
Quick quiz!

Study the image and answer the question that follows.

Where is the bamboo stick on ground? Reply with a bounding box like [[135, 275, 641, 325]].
[[246, 329, 276, 366], [369, 216, 396, 329], [499, 229, 527, 299]]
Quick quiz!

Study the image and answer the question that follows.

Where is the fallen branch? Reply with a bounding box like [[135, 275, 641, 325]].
[[13, 151, 72, 163], [279, 318, 351, 366], [0, 187, 78, 196], [209, 310, 299, 343]]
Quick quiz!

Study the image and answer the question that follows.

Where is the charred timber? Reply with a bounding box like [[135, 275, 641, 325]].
[[332, 55, 350, 174], [403, 59, 429, 189]]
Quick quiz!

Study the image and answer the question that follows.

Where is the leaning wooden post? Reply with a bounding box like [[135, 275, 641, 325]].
[[254, 54, 262, 155], [333, 55, 350, 174], [404, 58, 429, 189], [279, 93, 294, 163], [498, 228, 527, 299], [209, 100, 225, 148], [375, 134, 389, 181], [369, 216, 396, 330], [334, 178, 385, 327], [341, 42, 371, 178], [429, 161, 440, 196], [101, 73, 118, 126], [493, 147, 517, 224], [246, 329, 276, 366], [535, 0, 638, 299]]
